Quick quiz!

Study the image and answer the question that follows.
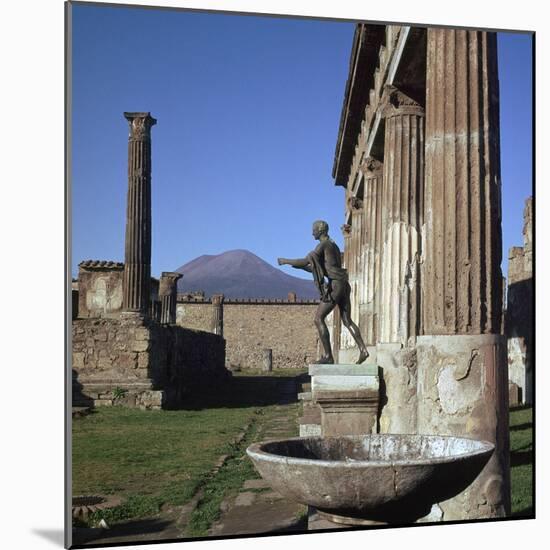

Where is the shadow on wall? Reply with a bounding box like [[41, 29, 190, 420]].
[[71, 370, 94, 408], [506, 277, 533, 404]]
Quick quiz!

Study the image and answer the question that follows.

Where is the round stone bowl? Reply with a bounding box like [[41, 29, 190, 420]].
[[246, 434, 494, 524]]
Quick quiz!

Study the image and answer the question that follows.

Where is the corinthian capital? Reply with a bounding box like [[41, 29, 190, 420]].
[[348, 196, 363, 210], [381, 85, 424, 118], [360, 156, 383, 177], [124, 112, 157, 141]]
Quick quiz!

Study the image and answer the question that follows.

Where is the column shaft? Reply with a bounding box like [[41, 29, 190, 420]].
[[340, 225, 352, 349], [379, 87, 424, 343], [361, 158, 383, 345], [211, 294, 224, 336], [159, 272, 182, 325], [122, 112, 157, 314], [349, 197, 363, 339], [423, 30, 502, 335]]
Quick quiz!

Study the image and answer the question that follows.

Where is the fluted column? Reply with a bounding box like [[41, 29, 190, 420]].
[[348, 196, 363, 336], [211, 294, 224, 336], [340, 224, 352, 348], [379, 86, 424, 344], [159, 272, 182, 325], [416, 29, 509, 521], [361, 157, 383, 345], [122, 112, 157, 314], [423, 30, 502, 335]]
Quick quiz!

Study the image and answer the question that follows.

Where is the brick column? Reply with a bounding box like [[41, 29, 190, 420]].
[[360, 157, 383, 345], [122, 112, 157, 314], [159, 272, 182, 325], [211, 294, 224, 336], [379, 86, 424, 344]]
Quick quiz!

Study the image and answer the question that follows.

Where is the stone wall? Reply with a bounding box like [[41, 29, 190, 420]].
[[506, 197, 533, 404], [72, 314, 227, 409], [176, 300, 210, 331], [176, 298, 319, 370], [77, 261, 124, 318]]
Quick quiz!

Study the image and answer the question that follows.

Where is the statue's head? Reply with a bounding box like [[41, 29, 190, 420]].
[[312, 220, 329, 240]]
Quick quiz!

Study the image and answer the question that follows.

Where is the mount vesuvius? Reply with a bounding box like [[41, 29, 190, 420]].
[[175, 249, 318, 300]]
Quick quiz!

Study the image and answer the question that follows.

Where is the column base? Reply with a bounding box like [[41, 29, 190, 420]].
[[416, 334, 510, 519]]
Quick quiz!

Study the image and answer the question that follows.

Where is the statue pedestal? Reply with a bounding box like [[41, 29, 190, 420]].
[[309, 364, 379, 436]]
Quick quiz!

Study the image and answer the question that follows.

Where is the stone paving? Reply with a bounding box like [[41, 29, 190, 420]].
[[208, 393, 309, 537], [72, 374, 332, 546]]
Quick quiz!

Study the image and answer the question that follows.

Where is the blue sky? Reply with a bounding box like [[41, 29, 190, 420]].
[[71, 4, 533, 281]]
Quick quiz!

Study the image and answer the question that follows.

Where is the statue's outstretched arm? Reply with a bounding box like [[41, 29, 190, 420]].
[[277, 257, 312, 272]]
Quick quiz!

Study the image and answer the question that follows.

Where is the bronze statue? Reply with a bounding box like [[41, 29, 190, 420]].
[[278, 220, 369, 364]]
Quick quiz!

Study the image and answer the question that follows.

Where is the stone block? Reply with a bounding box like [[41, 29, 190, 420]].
[[118, 352, 138, 369], [309, 364, 378, 377], [73, 352, 85, 368], [95, 332, 108, 342], [138, 390, 164, 409], [135, 327, 150, 341], [97, 359, 113, 369], [310, 363, 380, 437], [131, 340, 150, 353], [299, 424, 322, 437], [234, 492, 256, 507], [137, 352, 150, 369]]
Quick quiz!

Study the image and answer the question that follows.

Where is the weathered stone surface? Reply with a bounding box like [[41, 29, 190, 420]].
[[77, 261, 124, 319], [122, 112, 156, 314], [310, 364, 379, 436], [330, 25, 512, 524], [379, 86, 424, 344], [210, 293, 224, 336], [247, 434, 494, 525], [360, 157, 383, 345], [262, 348, 273, 372], [416, 335, 510, 519], [72, 316, 227, 409], [378, 346, 417, 434], [176, 299, 318, 369], [159, 272, 182, 325], [506, 197, 533, 404], [423, 30, 503, 335]]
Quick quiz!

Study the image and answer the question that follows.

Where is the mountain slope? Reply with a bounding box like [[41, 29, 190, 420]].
[[175, 249, 318, 299]]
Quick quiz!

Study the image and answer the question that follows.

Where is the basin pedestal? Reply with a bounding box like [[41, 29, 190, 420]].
[[309, 364, 379, 437]]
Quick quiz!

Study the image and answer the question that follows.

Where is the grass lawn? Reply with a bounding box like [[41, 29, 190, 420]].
[[72, 370, 302, 528], [73, 376, 533, 530], [509, 406, 533, 517]]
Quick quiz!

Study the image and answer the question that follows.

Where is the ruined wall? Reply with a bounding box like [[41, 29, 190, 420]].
[[224, 302, 318, 370], [176, 300, 210, 331], [77, 261, 124, 318], [506, 197, 533, 404], [72, 315, 226, 409], [176, 299, 319, 369]]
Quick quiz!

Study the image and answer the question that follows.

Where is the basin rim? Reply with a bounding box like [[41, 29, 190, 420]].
[[246, 434, 495, 468]]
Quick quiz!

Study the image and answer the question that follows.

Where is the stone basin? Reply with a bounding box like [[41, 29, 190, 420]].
[[246, 434, 494, 524]]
